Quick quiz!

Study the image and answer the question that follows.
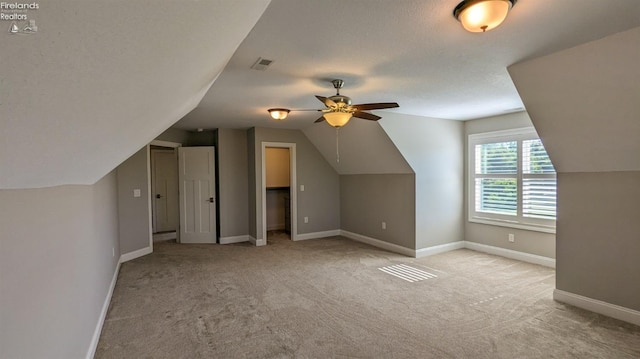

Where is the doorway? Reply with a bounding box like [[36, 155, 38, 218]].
[[150, 141, 181, 242], [261, 142, 297, 245], [265, 147, 291, 243]]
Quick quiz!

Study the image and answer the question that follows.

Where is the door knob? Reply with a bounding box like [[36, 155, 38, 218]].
[[208, 197, 215, 203], [155, 194, 162, 199]]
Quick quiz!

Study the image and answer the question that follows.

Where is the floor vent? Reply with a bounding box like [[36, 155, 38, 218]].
[[378, 264, 437, 282]]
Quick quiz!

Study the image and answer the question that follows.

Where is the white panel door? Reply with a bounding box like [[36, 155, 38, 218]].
[[178, 146, 216, 244]]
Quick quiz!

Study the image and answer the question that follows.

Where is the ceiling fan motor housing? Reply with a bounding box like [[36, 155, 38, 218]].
[[329, 95, 352, 107]]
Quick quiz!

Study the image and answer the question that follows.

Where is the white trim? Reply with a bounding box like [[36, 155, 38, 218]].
[[145, 145, 154, 254], [150, 140, 181, 148], [464, 241, 556, 268], [468, 127, 536, 142], [85, 260, 120, 359], [340, 230, 415, 257], [220, 235, 250, 244], [248, 236, 257, 245], [295, 230, 341, 241], [415, 241, 465, 258], [469, 217, 556, 234], [120, 246, 152, 263], [553, 289, 640, 326], [467, 127, 557, 232], [147, 140, 181, 246], [260, 142, 297, 245]]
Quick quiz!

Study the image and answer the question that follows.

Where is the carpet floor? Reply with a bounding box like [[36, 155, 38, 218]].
[[96, 235, 640, 358]]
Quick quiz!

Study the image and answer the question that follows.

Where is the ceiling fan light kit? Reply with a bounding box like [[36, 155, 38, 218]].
[[323, 111, 353, 128], [453, 0, 517, 33], [267, 108, 290, 120], [266, 79, 398, 129]]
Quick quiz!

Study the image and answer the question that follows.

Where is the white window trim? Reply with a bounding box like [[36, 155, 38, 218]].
[[468, 127, 556, 234]]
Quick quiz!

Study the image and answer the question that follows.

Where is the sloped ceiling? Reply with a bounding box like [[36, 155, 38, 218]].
[[176, 0, 640, 131], [302, 120, 413, 175], [0, 0, 270, 189], [509, 27, 640, 173]]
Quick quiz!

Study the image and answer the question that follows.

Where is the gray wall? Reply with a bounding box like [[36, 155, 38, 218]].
[[156, 127, 192, 144], [380, 113, 464, 249], [303, 119, 413, 174], [341, 174, 416, 249], [0, 172, 120, 358], [556, 171, 640, 311], [116, 146, 151, 254], [156, 127, 215, 146], [464, 112, 556, 258], [218, 129, 249, 238], [509, 29, 640, 312], [250, 127, 340, 239]]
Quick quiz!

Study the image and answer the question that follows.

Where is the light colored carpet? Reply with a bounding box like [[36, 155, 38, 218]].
[[96, 236, 640, 358]]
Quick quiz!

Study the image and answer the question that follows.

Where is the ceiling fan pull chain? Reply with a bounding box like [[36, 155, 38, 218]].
[[336, 127, 340, 163]]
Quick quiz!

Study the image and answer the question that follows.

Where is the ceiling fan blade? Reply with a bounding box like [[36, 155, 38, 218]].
[[352, 111, 381, 121], [315, 95, 337, 108], [314, 116, 326, 123], [352, 102, 399, 111]]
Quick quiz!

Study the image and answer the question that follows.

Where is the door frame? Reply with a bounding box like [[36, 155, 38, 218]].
[[150, 148, 178, 233], [261, 142, 297, 245], [148, 140, 181, 245]]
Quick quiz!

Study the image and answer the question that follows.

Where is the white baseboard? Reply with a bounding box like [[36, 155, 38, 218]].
[[340, 230, 415, 257], [554, 289, 640, 326], [464, 241, 556, 268], [295, 230, 341, 241], [120, 246, 152, 263], [85, 260, 120, 359], [415, 241, 465, 258], [267, 224, 285, 231], [249, 235, 266, 246], [219, 235, 250, 244]]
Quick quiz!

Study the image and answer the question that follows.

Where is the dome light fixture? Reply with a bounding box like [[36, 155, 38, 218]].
[[323, 111, 353, 128], [453, 0, 517, 33], [267, 108, 290, 120]]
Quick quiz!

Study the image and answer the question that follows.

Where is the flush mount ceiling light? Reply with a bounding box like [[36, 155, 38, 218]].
[[453, 0, 517, 33], [267, 108, 290, 120]]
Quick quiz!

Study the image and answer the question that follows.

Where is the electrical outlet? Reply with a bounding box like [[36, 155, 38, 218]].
[[382, 221, 386, 230], [300, 185, 305, 192], [508, 233, 515, 243], [304, 216, 309, 223], [112, 247, 115, 257]]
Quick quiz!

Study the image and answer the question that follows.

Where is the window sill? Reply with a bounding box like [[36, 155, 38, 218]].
[[469, 217, 556, 234]]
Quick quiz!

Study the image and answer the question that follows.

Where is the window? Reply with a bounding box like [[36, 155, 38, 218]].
[[469, 128, 556, 233]]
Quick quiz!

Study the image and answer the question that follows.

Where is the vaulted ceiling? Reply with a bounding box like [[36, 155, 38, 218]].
[[1, 0, 270, 188], [2, 0, 640, 189], [176, 0, 640, 130]]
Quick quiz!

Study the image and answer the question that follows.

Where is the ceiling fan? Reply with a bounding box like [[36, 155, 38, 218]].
[[313, 79, 399, 128], [268, 79, 399, 128]]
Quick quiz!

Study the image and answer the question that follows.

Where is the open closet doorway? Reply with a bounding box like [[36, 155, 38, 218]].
[[262, 142, 297, 244], [150, 140, 180, 242]]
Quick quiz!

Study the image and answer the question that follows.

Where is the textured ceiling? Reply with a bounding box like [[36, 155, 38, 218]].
[[1, 0, 270, 188], [176, 0, 640, 131]]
